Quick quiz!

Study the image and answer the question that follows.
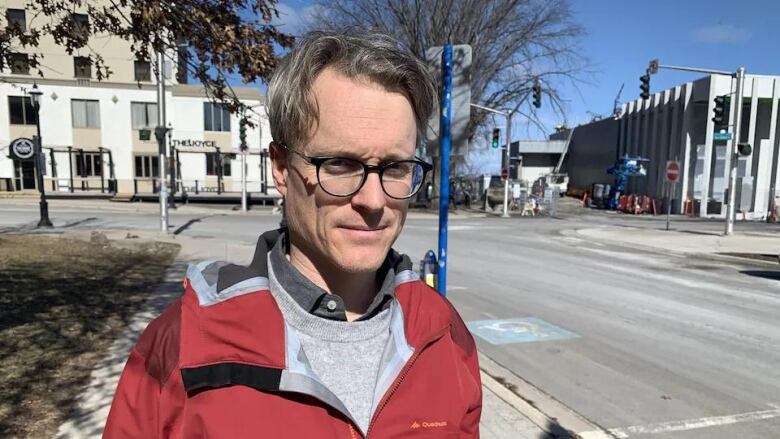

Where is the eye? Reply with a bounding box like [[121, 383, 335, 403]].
[[320, 158, 362, 174], [384, 161, 415, 179]]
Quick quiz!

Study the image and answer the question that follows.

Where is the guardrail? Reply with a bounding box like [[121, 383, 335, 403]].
[[48, 177, 117, 193]]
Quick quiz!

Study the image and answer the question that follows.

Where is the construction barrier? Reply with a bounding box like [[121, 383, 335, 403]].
[[683, 198, 695, 217]]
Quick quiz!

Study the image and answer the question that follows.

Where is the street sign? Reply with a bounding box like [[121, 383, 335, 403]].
[[648, 59, 659, 74], [10, 137, 35, 160], [665, 160, 681, 183], [500, 168, 508, 181], [713, 132, 732, 141], [425, 45, 472, 157]]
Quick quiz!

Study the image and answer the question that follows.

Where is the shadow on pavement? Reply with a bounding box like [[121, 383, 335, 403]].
[[542, 418, 578, 438], [741, 270, 780, 282], [677, 229, 723, 236], [173, 216, 205, 235]]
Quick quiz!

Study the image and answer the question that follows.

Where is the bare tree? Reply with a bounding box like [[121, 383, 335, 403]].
[[1, 0, 294, 113], [306, 0, 587, 137], [305, 0, 586, 203]]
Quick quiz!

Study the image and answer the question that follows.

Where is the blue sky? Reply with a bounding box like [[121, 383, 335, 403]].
[[238, 0, 780, 171]]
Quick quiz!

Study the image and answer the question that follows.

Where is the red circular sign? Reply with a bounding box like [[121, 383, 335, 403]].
[[501, 168, 508, 181], [665, 161, 680, 182]]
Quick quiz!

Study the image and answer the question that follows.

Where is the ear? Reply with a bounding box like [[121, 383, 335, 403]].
[[269, 142, 289, 198]]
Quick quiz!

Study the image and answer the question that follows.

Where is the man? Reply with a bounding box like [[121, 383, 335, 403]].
[[104, 31, 482, 438]]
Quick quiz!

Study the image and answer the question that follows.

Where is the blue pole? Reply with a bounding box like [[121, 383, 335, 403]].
[[437, 45, 453, 297]]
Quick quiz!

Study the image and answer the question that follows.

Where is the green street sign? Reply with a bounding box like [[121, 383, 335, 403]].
[[713, 132, 732, 141]]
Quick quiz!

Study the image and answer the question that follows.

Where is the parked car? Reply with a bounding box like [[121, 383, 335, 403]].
[[546, 173, 569, 196], [450, 178, 479, 207], [486, 175, 506, 209]]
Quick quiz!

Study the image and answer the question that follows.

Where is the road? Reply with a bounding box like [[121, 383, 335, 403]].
[[2, 199, 780, 438]]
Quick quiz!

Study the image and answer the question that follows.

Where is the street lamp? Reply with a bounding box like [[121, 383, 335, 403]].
[[28, 83, 53, 228]]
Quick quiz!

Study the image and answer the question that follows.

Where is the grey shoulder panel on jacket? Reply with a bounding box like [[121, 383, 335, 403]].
[[187, 260, 269, 307]]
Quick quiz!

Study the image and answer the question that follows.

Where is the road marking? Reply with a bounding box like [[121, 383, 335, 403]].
[[447, 225, 510, 231], [604, 257, 773, 298], [448, 285, 468, 291], [552, 235, 606, 247], [577, 246, 670, 266], [482, 312, 498, 319], [580, 404, 780, 438], [467, 317, 579, 345]]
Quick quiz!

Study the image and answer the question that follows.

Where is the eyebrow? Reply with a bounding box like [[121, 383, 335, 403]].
[[307, 148, 414, 163]]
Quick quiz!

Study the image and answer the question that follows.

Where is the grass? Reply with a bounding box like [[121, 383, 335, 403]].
[[0, 233, 179, 438]]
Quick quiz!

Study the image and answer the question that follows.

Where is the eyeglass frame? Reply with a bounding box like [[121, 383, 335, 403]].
[[271, 141, 433, 199]]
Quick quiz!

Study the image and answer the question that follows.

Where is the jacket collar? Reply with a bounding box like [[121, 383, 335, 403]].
[[189, 228, 451, 347]]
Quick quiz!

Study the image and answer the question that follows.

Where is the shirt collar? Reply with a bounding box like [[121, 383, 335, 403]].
[[269, 232, 396, 321]]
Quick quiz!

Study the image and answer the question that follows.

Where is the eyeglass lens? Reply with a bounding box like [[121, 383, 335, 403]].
[[317, 158, 425, 199]]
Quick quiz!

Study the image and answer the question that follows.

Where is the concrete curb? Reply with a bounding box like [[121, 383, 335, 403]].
[[478, 353, 615, 439], [570, 227, 779, 268]]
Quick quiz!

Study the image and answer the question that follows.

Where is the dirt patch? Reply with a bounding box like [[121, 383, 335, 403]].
[[0, 233, 179, 438]]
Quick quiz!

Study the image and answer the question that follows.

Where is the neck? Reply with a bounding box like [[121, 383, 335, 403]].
[[288, 242, 378, 322]]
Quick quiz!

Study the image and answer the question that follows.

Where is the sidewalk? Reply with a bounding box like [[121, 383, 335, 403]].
[[576, 225, 780, 260], [0, 197, 486, 220], [55, 230, 558, 439]]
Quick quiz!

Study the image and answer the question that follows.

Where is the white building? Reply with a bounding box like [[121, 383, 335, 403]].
[[0, 2, 278, 201], [508, 139, 568, 185]]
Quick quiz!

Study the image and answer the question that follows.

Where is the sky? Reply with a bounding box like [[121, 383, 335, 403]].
[[236, 0, 780, 172]]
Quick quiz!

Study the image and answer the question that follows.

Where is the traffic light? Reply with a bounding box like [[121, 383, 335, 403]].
[[737, 143, 752, 156], [712, 95, 726, 127], [491, 128, 500, 149], [640, 73, 650, 100], [239, 117, 248, 151], [532, 80, 542, 108]]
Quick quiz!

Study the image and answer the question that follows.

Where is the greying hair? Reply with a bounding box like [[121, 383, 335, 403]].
[[266, 31, 435, 150]]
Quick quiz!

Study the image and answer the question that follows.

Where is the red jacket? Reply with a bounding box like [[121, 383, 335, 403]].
[[104, 231, 482, 438]]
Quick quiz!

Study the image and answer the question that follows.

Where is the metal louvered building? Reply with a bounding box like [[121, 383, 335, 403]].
[[565, 73, 780, 219]]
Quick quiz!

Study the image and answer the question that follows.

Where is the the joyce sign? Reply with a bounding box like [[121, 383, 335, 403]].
[[172, 139, 217, 148]]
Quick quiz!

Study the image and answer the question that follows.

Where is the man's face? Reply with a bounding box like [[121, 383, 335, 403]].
[[271, 68, 417, 274]]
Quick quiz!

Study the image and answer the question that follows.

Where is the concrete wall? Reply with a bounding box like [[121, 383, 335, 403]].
[[561, 117, 620, 194], [1, 1, 175, 86]]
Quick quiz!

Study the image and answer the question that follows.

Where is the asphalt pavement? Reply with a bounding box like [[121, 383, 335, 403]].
[[3, 198, 780, 438]]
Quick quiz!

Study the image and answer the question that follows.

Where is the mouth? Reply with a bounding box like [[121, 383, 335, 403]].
[[339, 225, 388, 232]]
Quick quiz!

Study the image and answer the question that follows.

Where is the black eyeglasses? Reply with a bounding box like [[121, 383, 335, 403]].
[[273, 142, 432, 199]]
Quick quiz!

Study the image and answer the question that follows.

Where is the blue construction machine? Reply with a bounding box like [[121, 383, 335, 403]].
[[605, 155, 649, 210]]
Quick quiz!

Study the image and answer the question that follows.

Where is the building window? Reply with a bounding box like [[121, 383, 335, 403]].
[[74, 56, 91, 78], [206, 153, 233, 177], [134, 155, 160, 178], [71, 13, 89, 36], [8, 53, 29, 75], [74, 152, 102, 177], [131, 102, 158, 129], [6, 9, 26, 32], [134, 60, 151, 82], [71, 99, 100, 128], [8, 96, 37, 125], [203, 102, 231, 132]]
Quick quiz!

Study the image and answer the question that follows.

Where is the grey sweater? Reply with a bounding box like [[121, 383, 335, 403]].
[[267, 252, 393, 434]]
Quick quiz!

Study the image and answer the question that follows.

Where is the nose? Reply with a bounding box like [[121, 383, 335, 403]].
[[350, 171, 386, 212]]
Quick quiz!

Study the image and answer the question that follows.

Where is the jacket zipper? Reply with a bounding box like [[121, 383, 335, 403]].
[[363, 327, 448, 438]]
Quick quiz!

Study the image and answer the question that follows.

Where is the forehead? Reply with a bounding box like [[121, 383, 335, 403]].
[[305, 68, 417, 159]]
